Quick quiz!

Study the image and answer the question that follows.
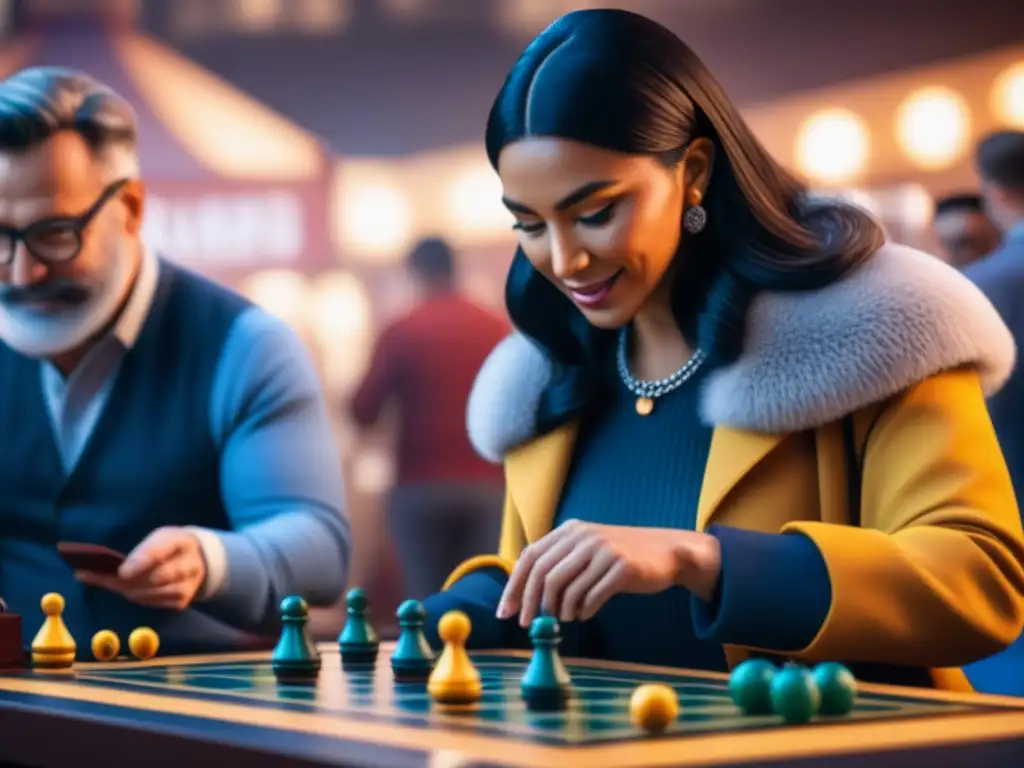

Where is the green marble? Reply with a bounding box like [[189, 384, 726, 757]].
[[813, 662, 857, 715], [728, 658, 776, 715], [770, 663, 820, 724]]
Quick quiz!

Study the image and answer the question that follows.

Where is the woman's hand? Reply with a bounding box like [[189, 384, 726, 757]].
[[495, 520, 722, 627]]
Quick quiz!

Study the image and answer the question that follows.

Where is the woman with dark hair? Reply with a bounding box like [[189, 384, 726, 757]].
[[422, 9, 1024, 690]]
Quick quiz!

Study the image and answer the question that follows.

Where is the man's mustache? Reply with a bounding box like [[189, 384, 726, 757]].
[[0, 280, 91, 307]]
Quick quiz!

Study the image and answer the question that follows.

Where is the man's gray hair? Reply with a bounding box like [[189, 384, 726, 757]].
[[0, 66, 139, 180]]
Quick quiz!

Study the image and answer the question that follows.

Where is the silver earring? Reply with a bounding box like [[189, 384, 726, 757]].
[[683, 204, 707, 234]]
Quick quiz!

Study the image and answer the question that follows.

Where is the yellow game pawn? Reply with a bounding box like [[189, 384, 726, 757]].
[[31, 593, 76, 669], [630, 684, 679, 735], [91, 630, 120, 661], [427, 611, 481, 705], [128, 627, 159, 660]]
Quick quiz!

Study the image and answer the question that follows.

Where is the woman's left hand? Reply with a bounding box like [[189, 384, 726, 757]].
[[496, 520, 722, 627]]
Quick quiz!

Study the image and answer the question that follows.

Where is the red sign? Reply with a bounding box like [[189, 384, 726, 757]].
[[141, 180, 332, 273]]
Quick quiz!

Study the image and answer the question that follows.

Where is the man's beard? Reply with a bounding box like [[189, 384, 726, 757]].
[[0, 245, 135, 358]]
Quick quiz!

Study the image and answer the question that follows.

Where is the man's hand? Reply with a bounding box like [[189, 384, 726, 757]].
[[75, 527, 207, 611]]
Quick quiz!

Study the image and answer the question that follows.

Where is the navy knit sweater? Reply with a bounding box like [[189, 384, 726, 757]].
[[424, 353, 833, 668]]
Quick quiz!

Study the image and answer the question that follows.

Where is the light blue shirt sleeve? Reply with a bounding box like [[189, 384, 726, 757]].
[[189, 306, 351, 634]]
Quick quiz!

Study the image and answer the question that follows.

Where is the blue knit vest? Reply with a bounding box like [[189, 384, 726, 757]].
[[0, 260, 249, 654]]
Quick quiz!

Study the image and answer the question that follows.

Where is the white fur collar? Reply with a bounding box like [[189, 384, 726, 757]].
[[467, 242, 1015, 463]]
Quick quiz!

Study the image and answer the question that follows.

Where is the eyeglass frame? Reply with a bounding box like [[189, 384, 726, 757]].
[[0, 177, 131, 267]]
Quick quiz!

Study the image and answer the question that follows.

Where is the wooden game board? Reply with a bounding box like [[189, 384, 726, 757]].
[[0, 643, 1022, 767]]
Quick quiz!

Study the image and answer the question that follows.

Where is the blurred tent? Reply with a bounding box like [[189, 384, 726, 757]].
[[0, 7, 335, 283]]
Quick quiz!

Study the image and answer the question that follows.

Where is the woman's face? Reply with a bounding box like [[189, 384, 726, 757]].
[[497, 137, 709, 329]]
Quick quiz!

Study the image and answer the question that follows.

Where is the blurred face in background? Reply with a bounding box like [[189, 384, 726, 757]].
[[932, 205, 1002, 269], [980, 181, 1024, 236], [0, 132, 143, 358]]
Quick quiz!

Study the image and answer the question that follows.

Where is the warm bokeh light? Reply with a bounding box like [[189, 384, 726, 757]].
[[352, 449, 395, 494], [896, 87, 970, 170], [338, 182, 414, 256], [380, 0, 426, 19], [446, 165, 511, 235], [498, 0, 559, 34], [992, 62, 1024, 128], [294, 0, 353, 32], [236, 0, 282, 32], [306, 270, 375, 393], [307, 270, 373, 338], [899, 185, 935, 229], [795, 109, 870, 183], [240, 269, 309, 328]]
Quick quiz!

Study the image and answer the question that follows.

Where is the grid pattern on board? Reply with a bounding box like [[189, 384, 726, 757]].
[[70, 653, 986, 747]]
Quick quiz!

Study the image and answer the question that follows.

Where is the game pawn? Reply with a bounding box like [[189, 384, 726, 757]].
[[391, 600, 436, 682], [272, 595, 321, 684], [338, 587, 379, 670], [520, 616, 572, 711], [31, 593, 75, 669], [427, 610, 481, 705]]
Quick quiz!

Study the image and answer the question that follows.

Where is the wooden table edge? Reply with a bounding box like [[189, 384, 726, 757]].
[[0, 644, 1021, 767]]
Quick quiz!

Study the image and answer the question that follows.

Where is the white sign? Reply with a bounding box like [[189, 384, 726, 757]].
[[142, 191, 306, 265]]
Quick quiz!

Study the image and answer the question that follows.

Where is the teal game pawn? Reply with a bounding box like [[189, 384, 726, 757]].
[[338, 587, 379, 670], [272, 595, 321, 684], [812, 662, 857, 715], [391, 600, 436, 682], [728, 658, 776, 715], [770, 663, 821, 724], [520, 616, 572, 711]]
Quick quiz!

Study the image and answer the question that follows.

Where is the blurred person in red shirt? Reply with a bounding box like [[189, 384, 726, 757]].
[[351, 237, 508, 599]]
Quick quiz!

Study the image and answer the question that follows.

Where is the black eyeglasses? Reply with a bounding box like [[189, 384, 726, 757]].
[[0, 178, 130, 266]]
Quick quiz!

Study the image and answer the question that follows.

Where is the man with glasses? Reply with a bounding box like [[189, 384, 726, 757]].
[[0, 67, 352, 655]]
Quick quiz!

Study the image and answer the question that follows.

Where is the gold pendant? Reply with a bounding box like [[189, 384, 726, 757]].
[[635, 397, 654, 416]]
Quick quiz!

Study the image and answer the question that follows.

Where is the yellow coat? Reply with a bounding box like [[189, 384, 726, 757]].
[[449, 244, 1024, 692]]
